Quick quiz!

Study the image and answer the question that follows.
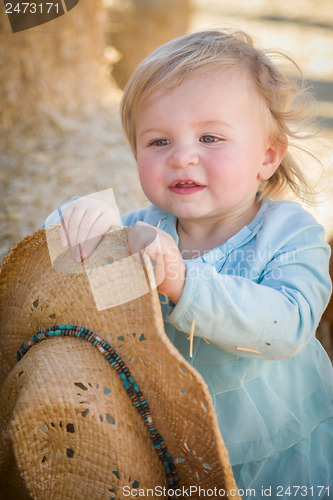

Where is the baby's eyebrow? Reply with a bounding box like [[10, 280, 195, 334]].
[[137, 128, 165, 139], [138, 120, 233, 139], [194, 119, 234, 129]]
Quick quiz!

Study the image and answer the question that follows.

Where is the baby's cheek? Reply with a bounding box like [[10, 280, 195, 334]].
[[137, 162, 160, 198]]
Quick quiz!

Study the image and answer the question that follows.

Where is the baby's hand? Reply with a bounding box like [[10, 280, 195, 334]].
[[127, 222, 186, 304], [60, 198, 120, 262]]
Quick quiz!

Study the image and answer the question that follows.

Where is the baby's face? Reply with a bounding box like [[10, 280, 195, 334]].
[[135, 70, 278, 225]]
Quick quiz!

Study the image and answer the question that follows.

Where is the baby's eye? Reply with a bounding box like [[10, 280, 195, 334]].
[[200, 135, 220, 143], [149, 138, 170, 147]]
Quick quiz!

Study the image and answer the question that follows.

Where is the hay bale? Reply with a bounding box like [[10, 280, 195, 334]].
[[105, 0, 192, 88], [0, 0, 111, 131]]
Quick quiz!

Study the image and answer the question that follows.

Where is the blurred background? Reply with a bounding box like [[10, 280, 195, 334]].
[[0, 0, 332, 354]]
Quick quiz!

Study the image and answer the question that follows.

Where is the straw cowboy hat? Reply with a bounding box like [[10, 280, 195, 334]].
[[0, 225, 240, 499]]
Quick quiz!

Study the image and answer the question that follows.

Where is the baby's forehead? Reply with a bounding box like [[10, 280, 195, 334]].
[[138, 66, 259, 107]]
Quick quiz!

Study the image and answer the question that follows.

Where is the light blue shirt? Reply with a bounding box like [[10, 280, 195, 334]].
[[122, 198, 333, 470]]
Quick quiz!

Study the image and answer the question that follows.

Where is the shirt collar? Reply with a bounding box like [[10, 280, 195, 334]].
[[153, 198, 271, 264]]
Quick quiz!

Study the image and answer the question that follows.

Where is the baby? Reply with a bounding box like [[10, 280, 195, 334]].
[[51, 31, 333, 497]]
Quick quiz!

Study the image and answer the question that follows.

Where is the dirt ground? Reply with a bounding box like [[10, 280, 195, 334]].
[[1, 0, 333, 261]]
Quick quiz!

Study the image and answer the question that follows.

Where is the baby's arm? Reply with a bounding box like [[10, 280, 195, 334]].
[[166, 210, 332, 360]]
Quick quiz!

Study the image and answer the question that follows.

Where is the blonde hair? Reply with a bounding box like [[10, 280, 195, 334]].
[[121, 30, 316, 202]]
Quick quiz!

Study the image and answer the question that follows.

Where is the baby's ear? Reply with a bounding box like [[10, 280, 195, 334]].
[[258, 135, 288, 181]]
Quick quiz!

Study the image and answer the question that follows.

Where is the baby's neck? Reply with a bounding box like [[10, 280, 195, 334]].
[[177, 203, 260, 260], [177, 225, 235, 259]]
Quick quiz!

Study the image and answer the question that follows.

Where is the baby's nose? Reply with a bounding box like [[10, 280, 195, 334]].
[[167, 145, 199, 169]]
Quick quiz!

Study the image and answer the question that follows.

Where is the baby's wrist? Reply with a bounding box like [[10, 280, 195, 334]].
[[164, 262, 186, 305]]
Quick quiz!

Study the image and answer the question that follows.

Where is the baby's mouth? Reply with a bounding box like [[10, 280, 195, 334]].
[[169, 179, 205, 194], [169, 179, 203, 188], [176, 181, 199, 188]]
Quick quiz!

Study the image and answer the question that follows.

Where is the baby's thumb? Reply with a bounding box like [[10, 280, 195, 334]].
[[80, 234, 103, 259]]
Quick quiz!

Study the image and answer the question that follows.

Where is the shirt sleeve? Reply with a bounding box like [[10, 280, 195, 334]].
[[121, 208, 149, 226], [167, 217, 332, 360]]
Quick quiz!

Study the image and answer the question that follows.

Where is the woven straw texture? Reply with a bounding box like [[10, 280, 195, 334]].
[[0, 226, 240, 499]]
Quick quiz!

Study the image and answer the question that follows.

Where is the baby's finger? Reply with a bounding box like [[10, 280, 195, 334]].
[[80, 211, 114, 259], [66, 207, 89, 250], [146, 245, 165, 287], [59, 205, 88, 262], [127, 222, 158, 255], [69, 208, 108, 262], [79, 234, 103, 261], [128, 224, 166, 286], [60, 204, 75, 248]]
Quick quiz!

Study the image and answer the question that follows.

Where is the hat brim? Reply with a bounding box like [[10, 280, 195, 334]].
[[0, 226, 239, 498]]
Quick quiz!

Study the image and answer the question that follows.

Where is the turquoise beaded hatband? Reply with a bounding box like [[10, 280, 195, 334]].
[[17, 324, 179, 498]]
